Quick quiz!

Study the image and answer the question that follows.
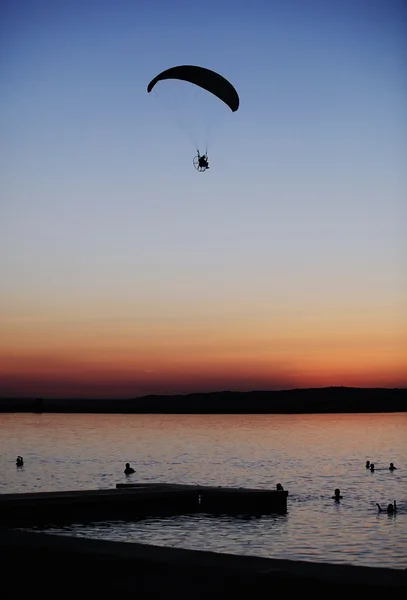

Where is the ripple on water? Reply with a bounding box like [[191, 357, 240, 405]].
[[3, 412, 407, 569]]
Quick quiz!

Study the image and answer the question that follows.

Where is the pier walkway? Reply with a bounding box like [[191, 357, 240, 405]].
[[0, 482, 287, 527]]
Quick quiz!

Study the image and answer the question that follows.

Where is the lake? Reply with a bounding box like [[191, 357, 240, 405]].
[[1, 412, 406, 569]]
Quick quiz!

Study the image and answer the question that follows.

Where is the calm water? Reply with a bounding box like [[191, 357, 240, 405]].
[[1, 412, 406, 569]]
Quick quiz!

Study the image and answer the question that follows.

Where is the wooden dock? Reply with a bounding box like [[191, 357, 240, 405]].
[[0, 483, 288, 527]]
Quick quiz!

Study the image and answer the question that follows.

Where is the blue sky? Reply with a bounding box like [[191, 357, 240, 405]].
[[1, 0, 406, 396]]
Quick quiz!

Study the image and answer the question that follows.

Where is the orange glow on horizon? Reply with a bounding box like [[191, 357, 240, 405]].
[[1, 311, 406, 397]]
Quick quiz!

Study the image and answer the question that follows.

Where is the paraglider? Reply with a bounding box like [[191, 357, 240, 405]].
[[193, 151, 209, 172], [147, 65, 239, 171]]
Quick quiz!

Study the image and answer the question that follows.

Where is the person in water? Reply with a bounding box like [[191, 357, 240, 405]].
[[124, 462, 135, 475], [332, 488, 343, 501], [365, 460, 370, 469], [370, 463, 375, 472], [16, 456, 24, 467], [389, 462, 397, 471], [376, 501, 396, 514], [276, 483, 284, 491]]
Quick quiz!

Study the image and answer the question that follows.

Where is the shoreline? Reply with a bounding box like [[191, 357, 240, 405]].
[[1, 528, 406, 598], [1, 386, 406, 414]]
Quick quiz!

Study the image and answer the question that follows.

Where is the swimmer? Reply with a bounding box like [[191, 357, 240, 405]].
[[276, 483, 284, 491], [376, 501, 396, 514], [389, 463, 397, 471], [16, 456, 24, 467], [124, 462, 135, 475], [365, 460, 370, 469], [332, 488, 343, 501]]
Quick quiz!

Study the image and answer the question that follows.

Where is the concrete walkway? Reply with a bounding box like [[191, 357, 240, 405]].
[[0, 483, 288, 527]]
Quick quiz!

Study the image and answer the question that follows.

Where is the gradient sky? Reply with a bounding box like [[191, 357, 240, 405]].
[[1, 0, 406, 398]]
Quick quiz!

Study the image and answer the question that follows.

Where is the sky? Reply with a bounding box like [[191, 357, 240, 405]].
[[1, 0, 406, 398]]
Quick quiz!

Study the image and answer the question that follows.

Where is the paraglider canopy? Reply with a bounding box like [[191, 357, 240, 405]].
[[147, 65, 239, 113]]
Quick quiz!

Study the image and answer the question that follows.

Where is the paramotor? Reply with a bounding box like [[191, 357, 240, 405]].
[[147, 65, 239, 171]]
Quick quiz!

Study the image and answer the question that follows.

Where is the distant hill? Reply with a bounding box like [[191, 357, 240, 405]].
[[0, 387, 406, 414]]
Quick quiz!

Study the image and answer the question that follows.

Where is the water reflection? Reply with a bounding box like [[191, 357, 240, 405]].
[[33, 505, 406, 570], [2, 412, 406, 568]]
